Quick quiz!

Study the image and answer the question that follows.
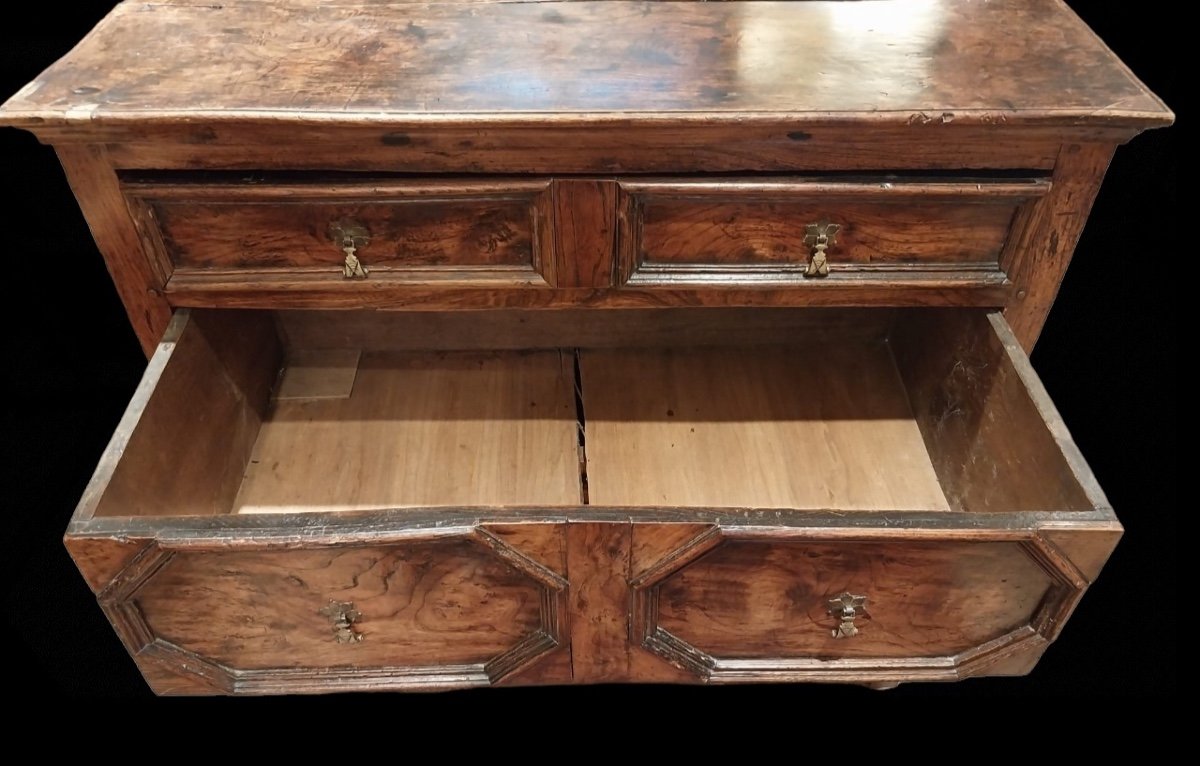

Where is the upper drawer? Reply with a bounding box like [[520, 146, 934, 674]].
[[617, 178, 1049, 286], [124, 178, 557, 289]]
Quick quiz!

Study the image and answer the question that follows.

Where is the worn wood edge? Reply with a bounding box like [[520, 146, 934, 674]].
[[629, 528, 723, 587], [56, 144, 174, 354], [65, 507, 1123, 542], [1019, 538, 1089, 646], [138, 638, 499, 695], [71, 310, 191, 524], [703, 628, 1044, 684], [1051, 0, 1176, 124], [986, 313, 1114, 514], [472, 528, 571, 682], [1038, 524, 1123, 582], [162, 281, 1014, 310], [136, 640, 234, 695], [227, 664, 493, 695], [472, 527, 568, 590], [122, 178, 556, 200], [1002, 142, 1117, 349], [618, 179, 1052, 199], [61, 535, 152, 593], [0, 107, 1174, 134], [961, 634, 1049, 678]]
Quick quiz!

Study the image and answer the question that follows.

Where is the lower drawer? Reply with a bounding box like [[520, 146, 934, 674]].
[[65, 307, 1119, 694]]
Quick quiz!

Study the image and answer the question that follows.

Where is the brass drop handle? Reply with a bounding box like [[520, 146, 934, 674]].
[[318, 600, 364, 644], [803, 221, 840, 278], [827, 592, 867, 638], [329, 218, 370, 279]]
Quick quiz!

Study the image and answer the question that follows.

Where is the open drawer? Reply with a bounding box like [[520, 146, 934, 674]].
[[65, 307, 1120, 694]]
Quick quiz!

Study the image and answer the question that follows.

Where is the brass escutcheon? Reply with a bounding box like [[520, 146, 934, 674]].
[[827, 592, 867, 638], [329, 218, 371, 279], [318, 600, 364, 644], [803, 221, 840, 277]]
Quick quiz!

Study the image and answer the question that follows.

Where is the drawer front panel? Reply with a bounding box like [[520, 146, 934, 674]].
[[655, 540, 1051, 660], [126, 180, 555, 287], [618, 180, 1048, 285], [106, 527, 570, 692], [629, 530, 1092, 682]]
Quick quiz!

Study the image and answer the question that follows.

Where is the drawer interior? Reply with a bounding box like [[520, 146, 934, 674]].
[[81, 308, 1099, 519]]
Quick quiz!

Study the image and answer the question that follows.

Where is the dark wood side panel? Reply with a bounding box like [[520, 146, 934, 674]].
[[1002, 142, 1118, 350], [56, 145, 173, 356], [890, 309, 1098, 514], [656, 540, 1054, 659], [90, 309, 281, 517]]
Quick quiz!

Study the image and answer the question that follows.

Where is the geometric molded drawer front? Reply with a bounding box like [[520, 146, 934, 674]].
[[136, 542, 542, 669], [633, 530, 1087, 683], [123, 178, 556, 289], [101, 529, 568, 694], [658, 541, 1051, 659], [617, 179, 1049, 286]]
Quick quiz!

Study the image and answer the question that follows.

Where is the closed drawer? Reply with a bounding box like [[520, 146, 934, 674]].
[[617, 178, 1049, 287], [124, 178, 557, 290], [127, 536, 566, 691], [66, 306, 1115, 693], [633, 536, 1076, 681]]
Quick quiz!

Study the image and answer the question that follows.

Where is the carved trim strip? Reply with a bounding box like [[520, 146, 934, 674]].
[[97, 544, 175, 604]]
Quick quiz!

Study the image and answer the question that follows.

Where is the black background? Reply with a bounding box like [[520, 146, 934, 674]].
[[0, 2, 1176, 700]]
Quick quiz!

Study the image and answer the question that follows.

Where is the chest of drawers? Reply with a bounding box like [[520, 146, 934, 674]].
[[0, 0, 1171, 694]]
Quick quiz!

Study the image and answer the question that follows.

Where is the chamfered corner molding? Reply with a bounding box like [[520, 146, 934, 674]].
[[91, 524, 569, 695], [629, 527, 1089, 684]]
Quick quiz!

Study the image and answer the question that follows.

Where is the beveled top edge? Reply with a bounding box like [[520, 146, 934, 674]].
[[0, 0, 1174, 134]]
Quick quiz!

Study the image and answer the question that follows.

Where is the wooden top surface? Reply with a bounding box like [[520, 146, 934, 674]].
[[0, 0, 1170, 131]]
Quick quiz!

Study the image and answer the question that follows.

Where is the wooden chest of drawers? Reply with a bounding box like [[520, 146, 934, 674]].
[[0, 0, 1171, 694]]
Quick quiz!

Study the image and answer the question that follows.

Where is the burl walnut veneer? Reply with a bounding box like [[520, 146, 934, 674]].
[[0, 0, 1171, 694]]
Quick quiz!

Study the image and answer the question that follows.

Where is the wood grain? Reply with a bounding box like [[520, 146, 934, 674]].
[[93, 310, 281, 517], [165, 281, 1014, 314], [657, 540, 1053, 658], [552, 180, 616, 288], [566, 522, 632, 683], [125, 179, 552, 286], [276, 307, 897, 351], [621, 179, 1043, 283], [1002, 143, 1118, 350], [55, 145, 173, 356], [99, 124, 1080, 173], [483, 523, 568, 580], [235, 350, 581, 512], [62, 536, 150, 594], [1, 1, 1168, 128], [273, 349, 361, 401], [581, 344, 949, 511], [134, 540, 545, 670], [891, 310, 1096, 514], [1040, 526, 1122, 582]]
